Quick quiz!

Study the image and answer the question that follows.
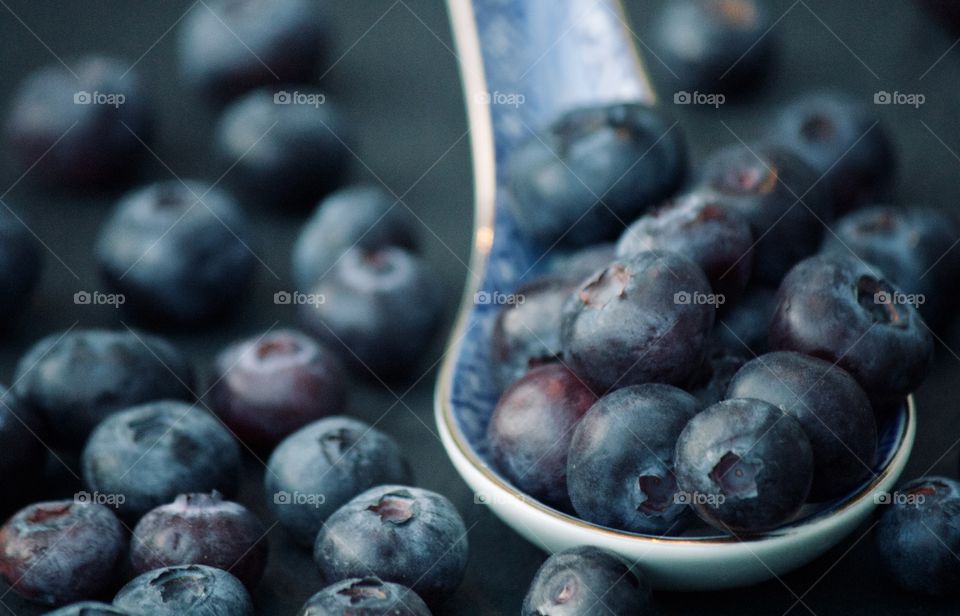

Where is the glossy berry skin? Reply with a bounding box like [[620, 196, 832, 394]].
[[698, 143, 831, 285], [487, 364, 597, 508], [711, 285, 777, 356], [561, 251, 715, 392], [651, 0, 774, 93], [769, 254, 934, 402], [14, 329, 194, 448], [113, 565, 253, 616], [298, 246, 441, 377], [81, 401, 240, 521], [507, 103, 686, 247], [0, 501, 125, 606], [567, 384, 699, 535], [771, 92, 895, 213], [0, 213, 40, 319], [96, 180, 256, 327], [521, 546, 652, 616], [0, 386, 45, 504], [130, 493, 267, 589], [298, 577, 432, 616], [5, 56, 152, 187], [292, 185, 417, 290], [313, 485, 468, 604], [821, 205, 960, 330], [875, 476, 960, 596], [46, 602, 136, 615], [215, 89, 347, 209], [265, 416, 412, 546], [675, 398, 814, 534], [177, 0, 324, 101], [616, 190, 754, 300], [727, 352, 877, 500], [208, 329, 347, 448], [686, 348, 747, 408]]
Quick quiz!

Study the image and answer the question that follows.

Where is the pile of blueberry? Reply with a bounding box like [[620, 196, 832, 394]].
[[0, 0, 463, 614]]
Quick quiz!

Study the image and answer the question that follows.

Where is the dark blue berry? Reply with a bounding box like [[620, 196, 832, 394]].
[[5, 56, 152, 187], [487, 364, 596, 508], [130, 492, 267, 589], [81, 400, 240, 521], [567, 384, 699, 534], [0, 213, 41, 320], [208, 329, 347, 448], [14, 329, 194, 448], [0, 385, 45, 504], [0, 501, 125, 606], [546, 243, 616, 282], [561, 251, 715, 392], [313, 485, 468, 604], [46, 602, 136, 615], [769, 253, 933, 402], [113, 565, 253, 616], [96, 180, 257, 327], [507, 103, 686, 247], [265, 416, 412, 546], [521, 546, 651, 616], [675, 398, 814, 534], [298, 577, 431, 616]]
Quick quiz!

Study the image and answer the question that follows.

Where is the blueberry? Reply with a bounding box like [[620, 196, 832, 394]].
[[81, 400, 240, 521], [5, 56, 152, 187], [0, 385, 45, 504], [769, 254, 933, 402], [567, 384, 699, 534], [521, 546, 652, 616], [546, 243, 616, 282], [770, 91, 895, 213], [561, 250, 715, 392], [616, 190, 754, 300], [726, 351, 877, 500], [292, 186, 417, 290], [214, 88, 347, 209], [821, 205, 960, 330], [487, 364, 597, 508], [651, 0, 775, 93], [95, 180, 257, 327], [675, 398, 814, 534], [177, 0, 325, 101], [208, 329, 347, 448], [711, 285, 777, 355], [0, 501, 125, 606], [113, 565, 253, 616], [875, 476, 960, 596], [313, 485, 468, 603], [45, 602, 136, 615], [0, 212, 41, 319], [298, 246, 442, 377], [298, 577, 431, 616], [507, 103, 686, 247], [14, 329, 194, 448], [697, 143, 832, 285], [130, 492, 267, 589], [265, 416, 412, 546], [686, 348, 747, 408]]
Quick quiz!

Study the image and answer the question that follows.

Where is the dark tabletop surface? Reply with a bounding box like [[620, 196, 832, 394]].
[[0, 1, 959, 615]]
